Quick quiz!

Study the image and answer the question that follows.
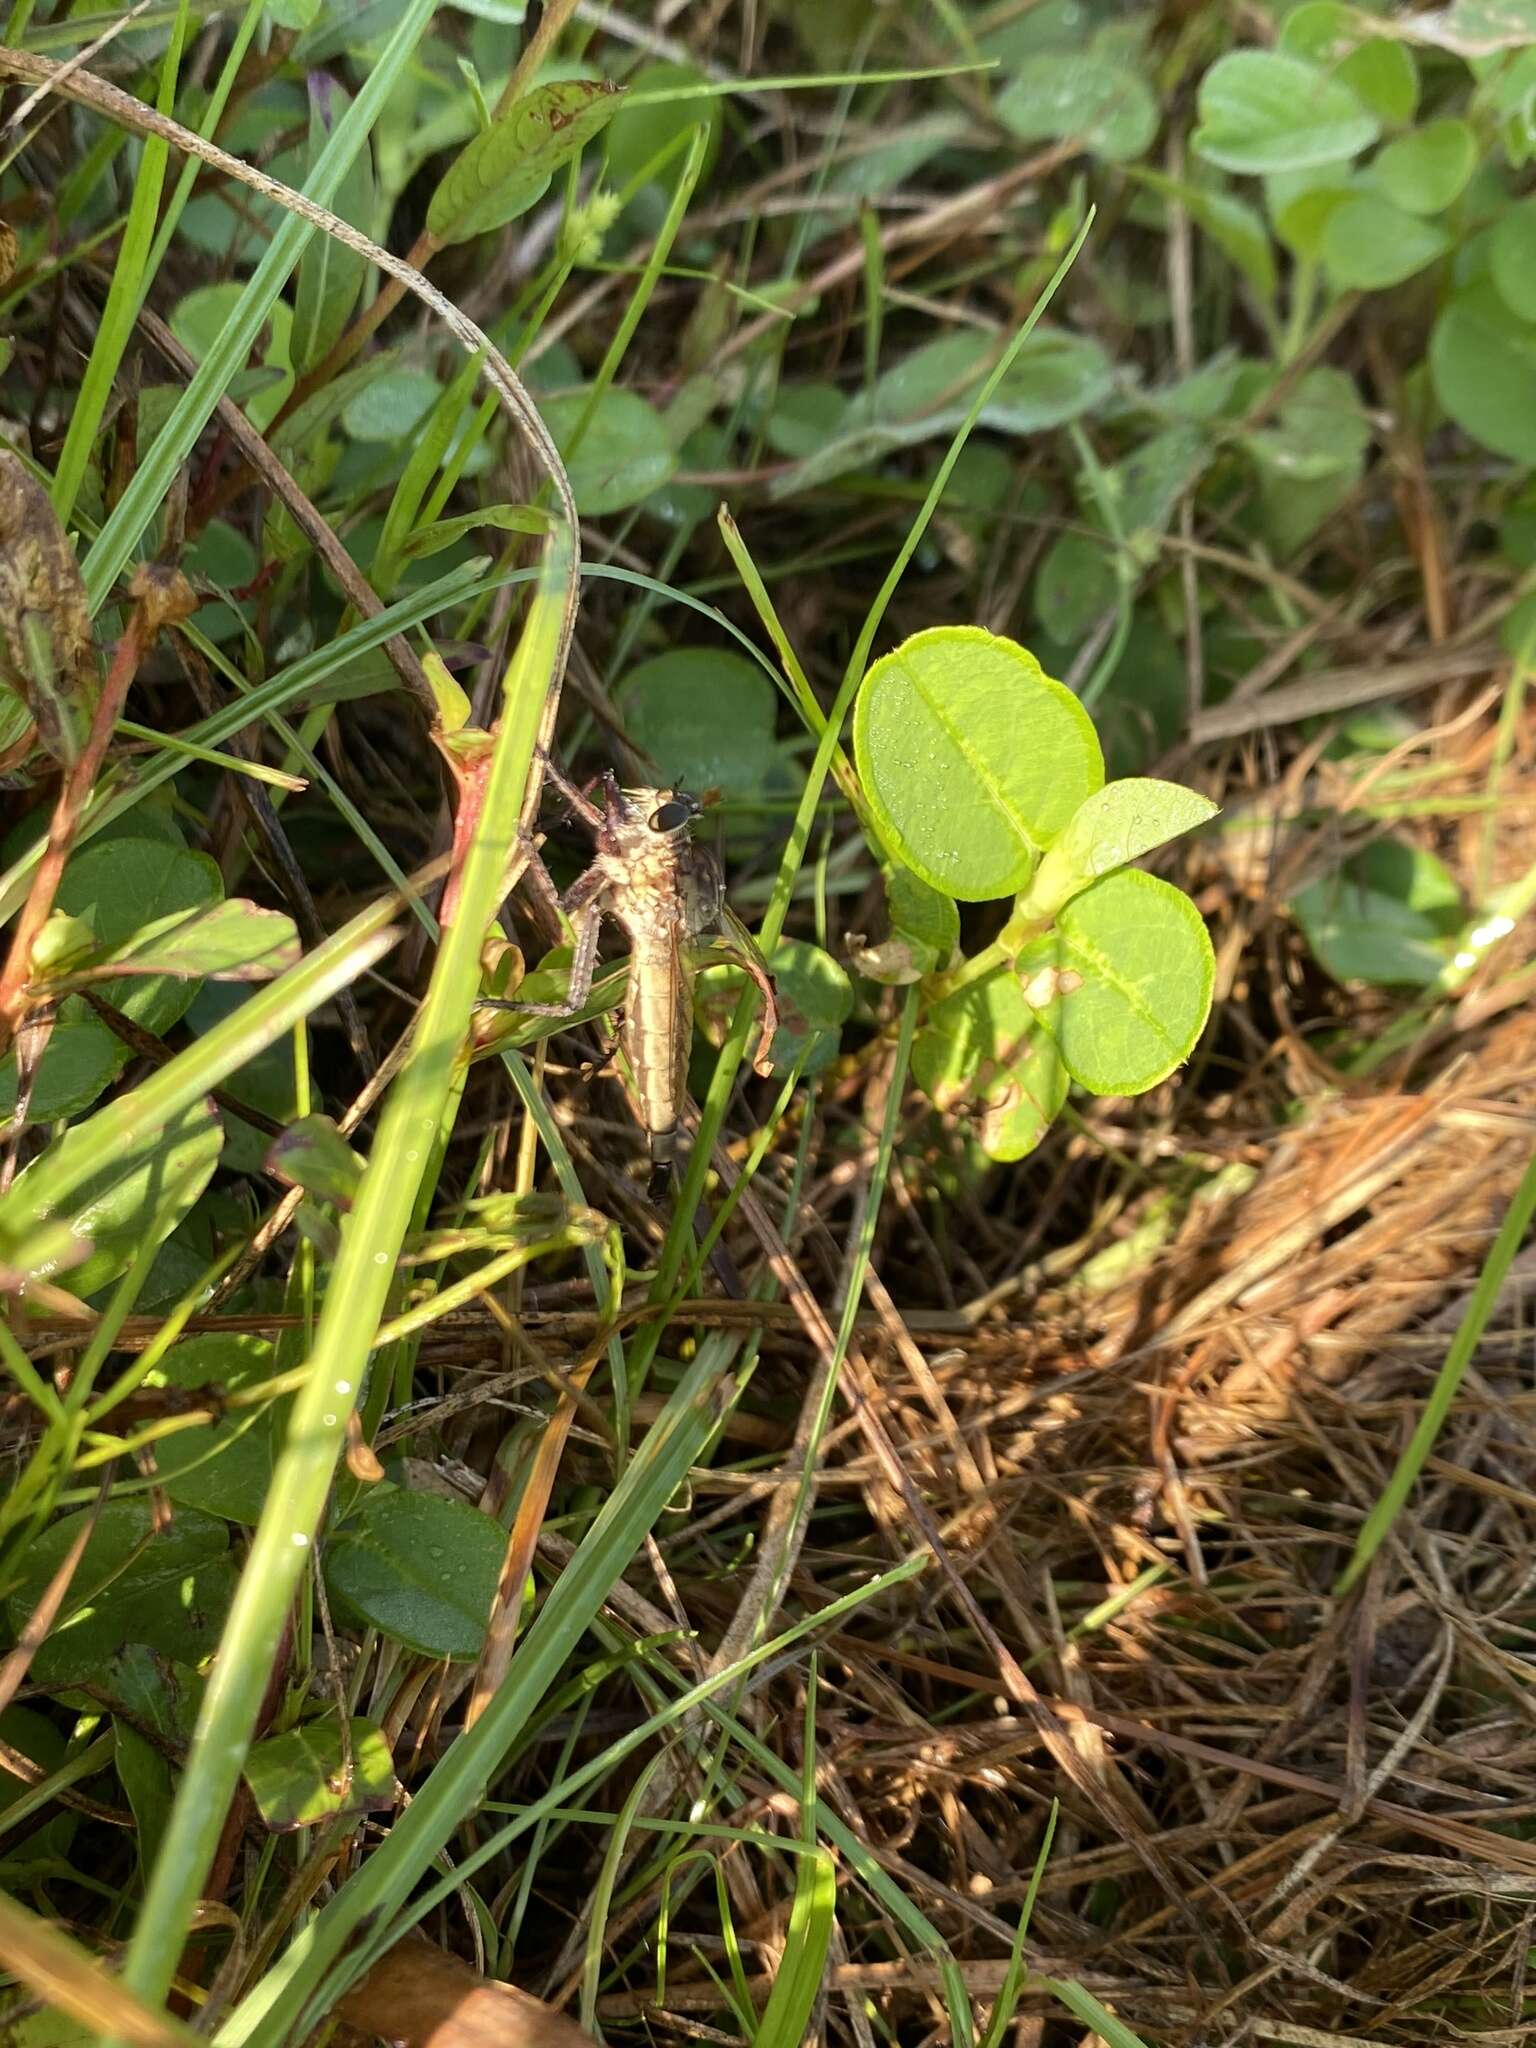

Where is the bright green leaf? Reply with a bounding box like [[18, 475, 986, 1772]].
[[1015, 869, 1215, 1095], [1321, 193, 1449, 288], [1373, 117, 1476, 214], [245, 1717, 396, 1830], [854, 627, 1104, 902], [324, 1488, 506, 1658], [1023, 779, 1218, 919], [426, 78, 624, 245], [1194, 51, 1379, 174]]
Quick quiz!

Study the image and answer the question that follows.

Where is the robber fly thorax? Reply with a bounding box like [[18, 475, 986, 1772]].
[[484, 767, 777, 1197]]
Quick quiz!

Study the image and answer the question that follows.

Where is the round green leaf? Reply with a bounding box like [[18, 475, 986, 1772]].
[[1373, 118, 1476, 215], [7, 1499, 234, 1689], [1035, 532, 1117, 643], [245, 1717, 396, 1831], [996, 50, 1158, 163], [0, 1000, 129, 1125], [1194, 51, 1379, 174], [1430, 284, 1536, 465], [1491, 198, 1536, 323], [854, 627, 1104, 903], [342, 369, 443, 442], [1277, 4, 1418, 124], [324, 1488, 506, 1659], [55, 837, 223, 1034], [1015, 868, 1215, 1096], [1320, 193, 1449, 289], [618, 648, 778, 798], [1291, 837, 1462, 987], [1266, 171, 1357, 258], [914, 966, 1068, 1162], [146, 1334, 282, 1526], [542, 387, 676, 516]]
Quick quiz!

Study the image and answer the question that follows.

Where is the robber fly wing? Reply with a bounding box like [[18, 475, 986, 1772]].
[[680, 843, 727, 936]]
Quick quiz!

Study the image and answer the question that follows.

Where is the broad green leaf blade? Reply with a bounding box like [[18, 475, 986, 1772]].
[[265, 1113, 366, 1206], [145, 1334, 283, 1526], [7, 1500, 234, 1689], [1193, 50, 1379, 173], [116, 1724, 175, 1881], [81, 900, 300, 984], [324, 1487, 506, 1659], [543, 387, 676, 516], [245, 1718, 395, 1830], [914, 965, 1069, 1161], [1492, 196, 1536, 322], [1291, 837, 1462, 987], [853, 626, 1104, 902], [291, 76, 373, 372], [618, 648, 780, 798], [2, 1100, 223, 1299], [0, 450, 99, 767], [1374, 116, 1476, 214], [997, 49, 1157, 162], [1015, 869, 1215, 1096], [1277, 1, 1418, 124], [1320, 193, 1448, 289], [1023, 778, 1218, 919], [0, 1001, 129, 1124], [1430, 284, 1536, 465], [426, 78, 624, 245], [53, 838, 223, 1033]]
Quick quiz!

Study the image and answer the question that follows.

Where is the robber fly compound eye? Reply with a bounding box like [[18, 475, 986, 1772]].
[[648, 796, 697, 832]]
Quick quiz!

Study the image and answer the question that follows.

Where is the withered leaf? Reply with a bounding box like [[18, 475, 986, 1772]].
[[0, 449, 100, 768], [0, 222, 16, 289]]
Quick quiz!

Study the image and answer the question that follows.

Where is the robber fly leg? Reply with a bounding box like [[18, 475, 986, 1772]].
[[478, 882, 607, 1018], [535, 750, 605, 834]]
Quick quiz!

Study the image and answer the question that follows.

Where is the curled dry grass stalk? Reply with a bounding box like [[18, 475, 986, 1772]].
[[2, 2, 1536, 2046]]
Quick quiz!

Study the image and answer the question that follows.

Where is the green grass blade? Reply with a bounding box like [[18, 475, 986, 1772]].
[[80, 0, 437, 612], [111, 528, 570, 2026], [1336, 1140, 1536, 1593], [49, 0, 186, 527]]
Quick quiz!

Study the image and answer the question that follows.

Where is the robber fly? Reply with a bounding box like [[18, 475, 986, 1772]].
[[483, 767, 778, 1198]]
